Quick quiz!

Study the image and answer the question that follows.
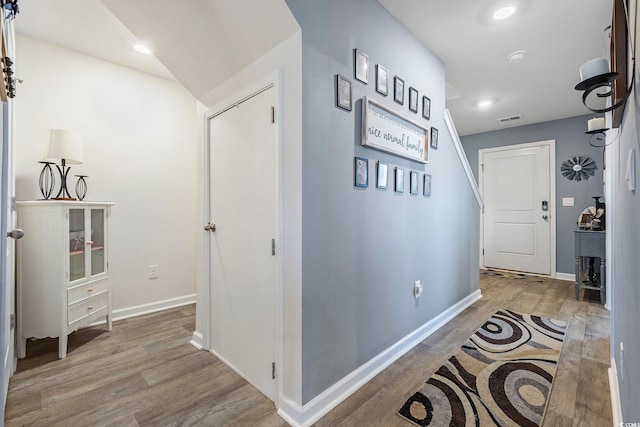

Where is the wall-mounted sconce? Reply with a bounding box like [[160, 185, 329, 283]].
[[584, 116, 612, 148], [574, 56, 635, 114]]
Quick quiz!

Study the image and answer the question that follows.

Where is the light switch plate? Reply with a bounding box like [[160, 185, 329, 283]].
[[562, 197, 574, 207]]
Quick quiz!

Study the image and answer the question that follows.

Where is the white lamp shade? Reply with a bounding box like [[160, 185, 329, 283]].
[[47, 129, 83, 164]]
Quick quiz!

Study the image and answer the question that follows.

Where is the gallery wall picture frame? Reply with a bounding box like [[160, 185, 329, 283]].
[[354, 49, 369, 84], [376, 65, 388, 96], [395, 167, 405, 192], [377, 161, 388, 189], [354, 156, 369, 187], [430, 127, 439, 149], [336, 74, 352, 111], [394, 76, 405, 105], [422, 96, 431, 120], [410, 170, 419, 194], [423, 173, 432, 196], [409, 87, 419, 113]]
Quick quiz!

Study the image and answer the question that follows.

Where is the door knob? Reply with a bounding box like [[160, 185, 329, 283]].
[[204, 223, 216, 232], [542, 215, 549, 220], [7, 229, 24, 239]]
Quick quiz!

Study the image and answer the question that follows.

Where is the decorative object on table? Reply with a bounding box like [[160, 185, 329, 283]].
[[375, 64, 388, 96], [361, 97, 428, 163], [409, 170, 418, 194], [394, 76, 404, 105], [354, 49, 368, 84], [593, 196, 605, 229], [394, 167, 404, 192], [354, 156, 368, 188], [577, 205, 604, 230], [38, 161, 56, 200], [45, 129, 83, 200], [376, 161, 388, 189], [408, 87, 418, 113], [430, 127, 439, 149], [423, 174, 432, 196], [560, 155, 596, 181], [75, 175, 88, 201], [336, 74, 352, 111], [398, 309, 567, 427], [422, 95, 431, 120]]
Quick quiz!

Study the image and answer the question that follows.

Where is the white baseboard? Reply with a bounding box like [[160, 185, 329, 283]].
[[554, 272, 575, 282], [277, 290, 483, 427], [190, 331, 204, 350], [609, 358, 622, 426], [112, 294, 196, 322]]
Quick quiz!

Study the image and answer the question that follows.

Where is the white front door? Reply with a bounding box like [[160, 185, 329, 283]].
[[481, 141, 554, 275], [207, 85, 277, 401]]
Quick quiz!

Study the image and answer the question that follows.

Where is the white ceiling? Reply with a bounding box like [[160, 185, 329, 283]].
[[15, 0, 612, 135], [380, 0, 613, 135]]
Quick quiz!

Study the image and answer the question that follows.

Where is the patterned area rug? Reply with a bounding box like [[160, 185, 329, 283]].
[[398, 309, 567, 426], [482, 269, 545, 283]]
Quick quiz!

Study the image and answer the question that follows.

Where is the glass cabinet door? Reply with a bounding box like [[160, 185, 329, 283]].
[[90, 209, 105, 276], [69, 209, 85, 282]]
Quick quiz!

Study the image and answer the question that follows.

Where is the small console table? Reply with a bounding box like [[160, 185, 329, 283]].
[[574, 230, 606, 304]]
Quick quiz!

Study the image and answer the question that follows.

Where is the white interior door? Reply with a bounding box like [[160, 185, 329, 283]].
[[208, 85, 277, 401], [482, 142, 552, 275], [1, 15, 17, 419]]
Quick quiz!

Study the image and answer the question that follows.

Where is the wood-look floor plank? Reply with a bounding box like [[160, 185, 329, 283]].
[[5, 273, 611, 427]]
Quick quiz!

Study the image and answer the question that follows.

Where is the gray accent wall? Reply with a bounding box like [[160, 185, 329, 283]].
[[285, 0, 480, 404], [461, 115, 604, 274], [611, 5, 640, 421]]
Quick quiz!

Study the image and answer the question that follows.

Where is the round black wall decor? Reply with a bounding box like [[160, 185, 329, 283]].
[[561, 156, 597, 181]]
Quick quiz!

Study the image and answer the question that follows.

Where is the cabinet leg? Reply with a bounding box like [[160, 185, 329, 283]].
[[574, 257, 580, 300], [600, 258, 606, 305], [59, 335, 67, 359]]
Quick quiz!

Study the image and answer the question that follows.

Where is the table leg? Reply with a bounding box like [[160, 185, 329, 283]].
[[575, 256, 580, 300]]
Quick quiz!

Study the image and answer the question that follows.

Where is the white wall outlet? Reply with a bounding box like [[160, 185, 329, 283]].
[[413, 280, 423, 299], [149, 264, 159, 279], [562, 197, 575, 206]]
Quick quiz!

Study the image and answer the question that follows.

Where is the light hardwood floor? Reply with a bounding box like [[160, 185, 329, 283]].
[[5, 273, 611, 426]]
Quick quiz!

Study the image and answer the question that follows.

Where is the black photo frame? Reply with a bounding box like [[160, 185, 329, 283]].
[[376, 65, 388, 96], [409, 87, 418, 113], [336, 74, 352, 111], [354, 156, 369, 187], [422, 96, 431, 120], [430, 127, 439, 149], [394, 76, 404, 105]]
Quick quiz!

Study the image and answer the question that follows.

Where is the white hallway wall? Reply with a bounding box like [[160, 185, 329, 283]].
[[14, 35, 198, 312]]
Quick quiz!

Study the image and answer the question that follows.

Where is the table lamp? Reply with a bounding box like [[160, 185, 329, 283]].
[[46, 129, 83, 200]]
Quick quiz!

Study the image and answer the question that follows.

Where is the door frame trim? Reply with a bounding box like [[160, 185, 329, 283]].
[[478, 139, 557, 277], [202, 70, 283, 405]]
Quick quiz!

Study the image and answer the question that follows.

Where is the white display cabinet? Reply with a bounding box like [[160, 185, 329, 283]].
[[16, 201, 114, 359]]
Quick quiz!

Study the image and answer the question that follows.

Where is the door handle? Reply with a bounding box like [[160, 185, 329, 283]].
[[7, 229, 24, 239], [204, 223, 216, 232], [542, 215, 549, 220]]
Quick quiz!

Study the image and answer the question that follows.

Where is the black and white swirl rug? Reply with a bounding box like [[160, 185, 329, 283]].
[[398, 309, 567, 426]]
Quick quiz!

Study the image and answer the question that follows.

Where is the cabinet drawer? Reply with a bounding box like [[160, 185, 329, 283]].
[[68, 291, 109, 328], [67, 280, 109, 306]]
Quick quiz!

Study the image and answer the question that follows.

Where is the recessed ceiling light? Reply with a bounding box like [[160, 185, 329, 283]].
[[493, 6, 516, 20], [507, 50, 527, 62], [476, 99, 494, 109], [134, 44, 152, 54]]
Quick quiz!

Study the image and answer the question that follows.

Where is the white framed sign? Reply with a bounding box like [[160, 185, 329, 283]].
[[361, 97, 429, 163]]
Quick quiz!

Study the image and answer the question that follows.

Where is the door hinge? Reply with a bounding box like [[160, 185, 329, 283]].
[[270, 106, 276, 124], [11, 196, 16, 212], [10, 314, 15, 330], [271, 239, 276, 256], [272, 362, 276, 379]]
